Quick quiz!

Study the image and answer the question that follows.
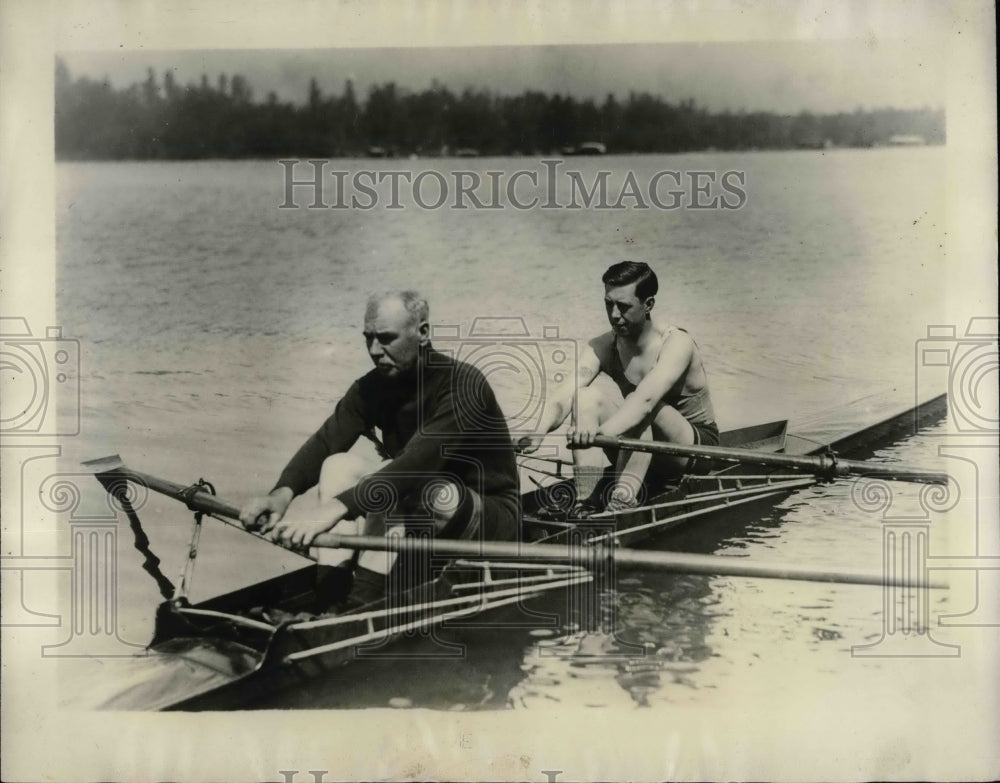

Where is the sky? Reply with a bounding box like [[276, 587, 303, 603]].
[[58, 39, 946, 115]]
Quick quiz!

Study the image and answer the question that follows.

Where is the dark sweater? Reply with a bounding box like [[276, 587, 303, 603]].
[[274, 347, 520, 532]]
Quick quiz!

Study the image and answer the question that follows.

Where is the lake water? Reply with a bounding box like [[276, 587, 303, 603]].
[[52, 148, 982, 713]]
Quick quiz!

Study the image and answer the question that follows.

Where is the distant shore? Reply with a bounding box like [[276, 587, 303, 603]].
[[55, 59, 945, 161]]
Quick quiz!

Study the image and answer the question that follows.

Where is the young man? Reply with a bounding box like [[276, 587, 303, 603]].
[[519, 261, 718, 514], [241, 290, 520, 603]]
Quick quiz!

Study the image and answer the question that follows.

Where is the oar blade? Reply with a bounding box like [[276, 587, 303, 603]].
[[81, 453, 126, 475]]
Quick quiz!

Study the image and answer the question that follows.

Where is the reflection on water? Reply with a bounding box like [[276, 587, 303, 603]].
[[505, 420, 954, 710], [510, 574, 721, 709]]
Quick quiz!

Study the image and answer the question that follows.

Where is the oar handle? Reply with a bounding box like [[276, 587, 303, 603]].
[[580, 434, 949, 484]]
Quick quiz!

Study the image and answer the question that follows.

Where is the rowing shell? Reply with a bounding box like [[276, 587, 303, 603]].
[[84, 392, 948, 710]]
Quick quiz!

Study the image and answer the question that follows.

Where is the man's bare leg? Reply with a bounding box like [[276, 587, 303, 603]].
[[316, 451, 385, 565], [649, 403, 697, 474], [610, 421, 653, 507], [611, 403, 696, 505], [572, 385, 616, 505]]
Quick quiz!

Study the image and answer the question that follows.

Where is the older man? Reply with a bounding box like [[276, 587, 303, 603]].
[[240, 291, 520, 601], [518, 261, 718, 515]]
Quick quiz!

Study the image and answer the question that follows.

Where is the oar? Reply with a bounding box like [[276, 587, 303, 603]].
[[308, 533, 947, 589], [84, 454, 246, 522], [82, 454, 317, 560], [84, 456, 946, 588], [575, 435, 949, 484]]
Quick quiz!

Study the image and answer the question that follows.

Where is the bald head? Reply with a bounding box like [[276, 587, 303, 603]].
[[365, 290, 429, 327]]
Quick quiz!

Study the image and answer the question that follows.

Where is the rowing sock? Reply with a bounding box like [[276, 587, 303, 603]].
[[574, 464, 610, 504]]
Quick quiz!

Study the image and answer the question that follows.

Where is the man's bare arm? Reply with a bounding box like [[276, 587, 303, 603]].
[[543, 337, 606, 430], [516, 337, 604, 450]]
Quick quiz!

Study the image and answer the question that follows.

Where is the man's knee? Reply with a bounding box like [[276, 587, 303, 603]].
[[322, 451, 374, 475], [426, 481, 480, 538], [574, 385, 610, 419], [651, 403, 696, 445], [426, 480, 474, 519], [318, 452, 377, 497]]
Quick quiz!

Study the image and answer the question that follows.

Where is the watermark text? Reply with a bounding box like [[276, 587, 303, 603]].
[[278, 159, 747, 211]]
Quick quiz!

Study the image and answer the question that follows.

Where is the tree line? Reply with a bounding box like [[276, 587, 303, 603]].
[[55, 59, 945, 160]]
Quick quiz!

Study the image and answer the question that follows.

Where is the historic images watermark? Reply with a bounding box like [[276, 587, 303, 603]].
[[429, 317, 577, 437], [1, 317, 147, 657], [851, 317, 999, 658], [0, 317, 79, 436], [0, 314, 631, 667], [277, 158, 748, 211], [399, 316, 639, 658]]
